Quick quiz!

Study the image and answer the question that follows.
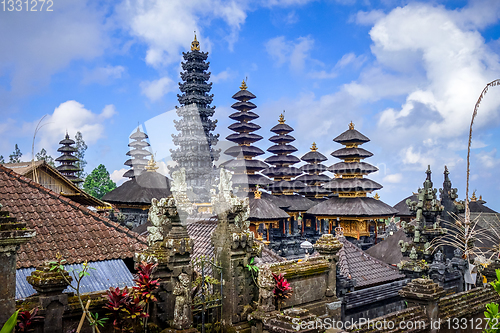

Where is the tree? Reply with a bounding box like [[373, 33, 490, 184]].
[[83, 164, 116, 199], [0, 155, 4, 163], [9, 144, 22, 163], [74, 131, 88, 180], [35, 148, 55, 167]]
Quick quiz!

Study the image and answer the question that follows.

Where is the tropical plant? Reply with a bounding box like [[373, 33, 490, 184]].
[[246, 257, 260, 287], [35, 148, 55, 167], [74, 131, 88, 181], [0, 311, 18, 333], [272, 273, 292, 311], [484, 269, 500, 332], [16, 307, 42, 332], [0, 155, 4, 163]]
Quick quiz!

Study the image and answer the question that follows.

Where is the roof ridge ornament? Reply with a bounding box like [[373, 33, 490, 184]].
[[145, 155, 159, 172], [310, 142, 317, 152], [254, 185, 262, 199], [191, 31, 200, 51], [374, 193, 380, 200], [279, 112, 285, 124], [240, 79, 247, 90], [471, 190, 477, 202], [348, 121, 355, 130]]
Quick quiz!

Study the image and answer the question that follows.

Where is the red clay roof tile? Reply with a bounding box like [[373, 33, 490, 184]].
[[0, 165, 147, 269]]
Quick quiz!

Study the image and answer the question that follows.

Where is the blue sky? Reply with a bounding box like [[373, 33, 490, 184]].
[[1, 0, 500, 210]]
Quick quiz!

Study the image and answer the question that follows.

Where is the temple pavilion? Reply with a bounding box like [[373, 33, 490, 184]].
[[307, 122, 397, 240], [55, 133, 83, 186]]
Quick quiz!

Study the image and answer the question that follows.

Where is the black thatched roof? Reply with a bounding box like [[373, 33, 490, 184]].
[[301, 150, 328, 163], [249, 196, 290, 221], [267, 180, 306, 193], [269, 134, 295, 144], [267, 144, 298, 155], [329, 162, 378, 175], [231, 89, 256, 101], [331, 147, 373, 159], [365, 229, 410, 265], [393, 194, 417, 217], [276, 194, 316, 212], [322, 178, 383, 192], [334, 128, 370, 144], [224, 145, 265, 157], [264, 155, 300, 165], [306, 197, 398, 217], [226, 133, 263, 145], [270, 123, 293, 135], [300, 164, 328, 173], [102, 171, 171, 205], [230, 173, 273, 187], [469, 201, 499, 214], [262, 166, 302, 178], [220, 159, 269, 172], [229, 110, 258, 122], [230, 101, 257, 112]]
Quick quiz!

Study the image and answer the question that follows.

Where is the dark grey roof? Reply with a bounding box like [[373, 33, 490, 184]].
[[393, 194, 417, 217], [230, 101, 257, 112], [307, 196, 398, 217], [231, 89, 256, 101], [301, 150, 328, 163], [469, 201, 499, 214], [249, 196, 290, 221], [337, 237, 405, 288], [331, 147, 373, 159], [102, 171, 171, 205], [270, 123, 294, 134], [333, 128, 370, 144], [365, 229, 410, 265], [276, 194, 316, 212], [328, 162, 378, 174]]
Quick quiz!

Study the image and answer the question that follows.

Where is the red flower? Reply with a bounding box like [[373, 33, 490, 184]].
[[272, 273, 293, 300]]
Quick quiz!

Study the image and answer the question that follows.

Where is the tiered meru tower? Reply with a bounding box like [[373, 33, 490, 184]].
[[297, 143, 331, 199], [169, 34, 220, 197], [123, 127, 152, 179], [56, 133, 83, 185], [262, 113, 305, 195], [307, 122, 397, 239], [221, 81, 271, 192]]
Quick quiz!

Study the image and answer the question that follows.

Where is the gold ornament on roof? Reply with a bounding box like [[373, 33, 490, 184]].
[[145, 155, 159, 172], [191, 31, 200, 51], [310, 142, 317, 152], [279, 112, 285, 124], [374, 193, 380, 200], [471, 191, 477, 202], [240, 79, 247, 90], [254, 187, 262, 199], [349, 121, 355, 130], [479, 195, 483, 201]]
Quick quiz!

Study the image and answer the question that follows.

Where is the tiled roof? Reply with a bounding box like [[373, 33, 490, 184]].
[[337, 237, 405, 289], [187, 218, 218, 263], [0, 165, 147, 268]]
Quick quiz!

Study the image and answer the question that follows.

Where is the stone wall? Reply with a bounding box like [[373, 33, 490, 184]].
[[269, 257, 330, 314]]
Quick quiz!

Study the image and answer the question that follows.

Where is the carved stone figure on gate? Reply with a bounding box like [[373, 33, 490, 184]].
[[257, 264, 275, 312], [173, 273, 191, 329]]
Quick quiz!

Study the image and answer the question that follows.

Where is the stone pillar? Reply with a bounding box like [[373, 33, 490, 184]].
[[313, 234, 342, 298], [27, 262, 72, 333], [0, 205, 35, 326], [136, 196, 194, 329], [211, 168, 258, 326], [399, 278, 445, 333]]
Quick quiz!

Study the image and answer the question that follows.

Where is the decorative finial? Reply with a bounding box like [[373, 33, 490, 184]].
[[310, 142, 317, 152], [374, 193, 380, 200], [254, 185, 262, 199], [279, 112, 285, 124], [191, 31, 200, 51], [348, 121, 355, 130], [471, 191, 477, 202], [334, 173, 341, 178], [479, 195, 483, 201], [240, 79, 247, 90], [335, 226, 344, 238], [145, 155, 159, 172]]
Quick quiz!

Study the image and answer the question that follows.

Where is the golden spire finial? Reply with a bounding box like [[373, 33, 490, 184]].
[[374, 193, 380, 200], [254, 185, 262, 199], [310, 142, 317, 152], [145, 155, 159, 172], [279, 112, 285, 124], [471, 191, 477, 202], [348, 121, 355, 130], [240, 79, 247, 90], [479, 195, 483, 201], [191, 31, 200, 51]]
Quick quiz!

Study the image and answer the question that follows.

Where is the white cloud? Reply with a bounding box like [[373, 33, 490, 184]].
[[117, 0, 249, 67], [265, 36, 314, 71], [110, 168, 128, 186], [309, 52, 366, 79], [354, 9, 385, 25], [477, 149, 499, 169], [211, 69, 234, 83], [383, 173, 403, 183], [140, 77, 176, 102], [82, 65, 126, 85], [0, 1, 108, 97], [35, 101, 117, 155]]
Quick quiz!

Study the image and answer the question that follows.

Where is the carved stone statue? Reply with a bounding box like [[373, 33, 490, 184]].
[[257, 264, 275, 312], [172, 273, 191, 329], [409, 247, 418, 260], [147, 197, 175, 245]]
